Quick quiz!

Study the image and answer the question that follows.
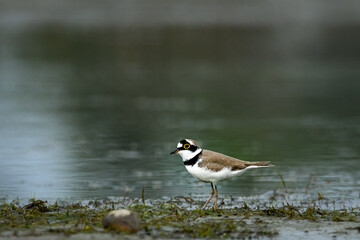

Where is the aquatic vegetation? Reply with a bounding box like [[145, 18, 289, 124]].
[[0, 196, 358, 239]]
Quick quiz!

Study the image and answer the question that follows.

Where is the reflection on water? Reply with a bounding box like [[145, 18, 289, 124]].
[[0, 4, 360, 203]]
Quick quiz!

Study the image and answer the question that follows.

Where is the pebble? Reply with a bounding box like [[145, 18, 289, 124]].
[[102, 209, 141, 233]]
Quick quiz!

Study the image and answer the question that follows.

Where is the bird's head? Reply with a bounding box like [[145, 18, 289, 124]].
[[170, 139, 202, 161]]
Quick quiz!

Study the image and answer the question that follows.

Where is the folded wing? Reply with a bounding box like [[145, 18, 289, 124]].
[[198, 150, 272, 172]]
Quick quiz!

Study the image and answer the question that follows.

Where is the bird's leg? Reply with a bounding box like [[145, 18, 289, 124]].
[[202, 183, 215, 209], [212, 183, 218, 211]]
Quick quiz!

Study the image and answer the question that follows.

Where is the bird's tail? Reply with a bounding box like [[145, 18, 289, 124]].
[[245, 161, 274, 168]]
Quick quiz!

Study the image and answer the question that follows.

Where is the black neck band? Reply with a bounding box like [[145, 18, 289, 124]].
[[183, 150, 202, 166]]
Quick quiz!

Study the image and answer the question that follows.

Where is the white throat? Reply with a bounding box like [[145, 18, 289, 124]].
[[178, 148, 202, 161]]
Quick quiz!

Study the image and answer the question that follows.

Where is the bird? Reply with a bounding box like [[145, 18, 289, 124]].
[[170, 139, 273, 211]]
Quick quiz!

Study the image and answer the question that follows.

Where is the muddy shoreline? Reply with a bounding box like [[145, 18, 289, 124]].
[[1, 196, 359, 239]]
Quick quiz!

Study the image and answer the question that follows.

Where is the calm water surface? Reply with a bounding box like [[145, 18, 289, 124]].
[[0, 3, 360, 204]]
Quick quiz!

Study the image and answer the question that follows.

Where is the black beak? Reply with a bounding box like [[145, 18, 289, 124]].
[[170, 149, 179, 154]]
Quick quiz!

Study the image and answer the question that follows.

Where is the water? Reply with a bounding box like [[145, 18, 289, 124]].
[[0, 1, 360, 204]]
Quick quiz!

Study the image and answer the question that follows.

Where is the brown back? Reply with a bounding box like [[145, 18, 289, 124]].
[[198, 150, 271, 172]]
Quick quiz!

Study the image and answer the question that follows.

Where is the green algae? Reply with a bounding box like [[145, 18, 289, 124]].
[[0, 198, 359, 239]]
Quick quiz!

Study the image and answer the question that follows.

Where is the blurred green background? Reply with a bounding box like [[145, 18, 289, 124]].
[[0, 0, 359, 201]]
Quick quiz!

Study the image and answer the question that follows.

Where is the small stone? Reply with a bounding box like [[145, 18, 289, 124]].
[[102, 209, 140, 233]]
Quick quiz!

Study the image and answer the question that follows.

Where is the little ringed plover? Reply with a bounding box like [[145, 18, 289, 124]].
[[170, 139, 273, 210]]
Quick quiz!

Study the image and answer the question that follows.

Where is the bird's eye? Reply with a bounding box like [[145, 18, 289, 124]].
[[183, 144, 190, 149]]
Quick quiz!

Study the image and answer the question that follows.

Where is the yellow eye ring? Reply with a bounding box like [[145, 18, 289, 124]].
[[183, 144, 190, 149]]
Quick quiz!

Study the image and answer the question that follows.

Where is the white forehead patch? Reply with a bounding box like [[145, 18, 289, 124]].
[[177, 142, 183, 148]]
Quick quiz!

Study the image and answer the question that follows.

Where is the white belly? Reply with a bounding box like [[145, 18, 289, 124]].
[[185, 163, 249, 183]]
